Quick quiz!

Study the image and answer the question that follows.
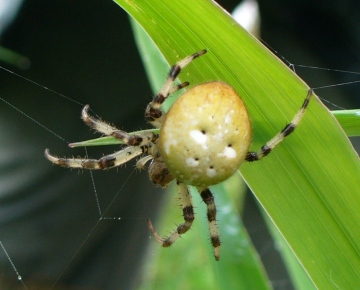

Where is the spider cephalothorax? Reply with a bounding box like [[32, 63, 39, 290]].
[[45, 50, 312, 260]]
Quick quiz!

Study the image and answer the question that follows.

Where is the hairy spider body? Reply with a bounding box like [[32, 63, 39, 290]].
[[45, 50, 312, 261]]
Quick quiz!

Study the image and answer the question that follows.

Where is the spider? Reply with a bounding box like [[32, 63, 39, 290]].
[[45, 50, 312, 261]]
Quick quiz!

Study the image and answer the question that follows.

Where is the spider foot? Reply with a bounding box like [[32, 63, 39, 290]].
[[147, 218, 172, 247]]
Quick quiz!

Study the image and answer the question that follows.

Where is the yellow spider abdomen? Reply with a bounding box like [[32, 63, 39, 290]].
[[159, 82, 251, 188]]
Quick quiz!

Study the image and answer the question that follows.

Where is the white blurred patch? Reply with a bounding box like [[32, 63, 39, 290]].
[[0, 0, 23, 37], [232, 0, 260, 36]]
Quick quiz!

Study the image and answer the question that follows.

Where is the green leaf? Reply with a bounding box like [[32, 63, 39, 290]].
[[68, 129, 158, 147], [64, 108, 360, 149], [114, 1, 360, 289], [333, 109, 360, 137], [0, 46, 30, 69], [140, 175, 270, 290], [264, 213, 316, 290], [132, 16, 270, 289], [67, 108, 358, 148]]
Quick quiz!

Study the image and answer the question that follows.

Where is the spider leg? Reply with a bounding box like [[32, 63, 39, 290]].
[[145, 49, 207, 127], [136, 155, 153, 170], [246, 89, 313, 161], [199, 188, 220, 261], [82, 105, 158, 146], [45, 145, 146, 169], [147, 182, 194, 246]]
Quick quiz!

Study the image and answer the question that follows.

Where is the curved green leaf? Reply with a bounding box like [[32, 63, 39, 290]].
[[333, 109, 360, 137], [114, 1, 360, 289]]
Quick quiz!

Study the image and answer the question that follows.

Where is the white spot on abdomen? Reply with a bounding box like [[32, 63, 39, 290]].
[[164, 139, 178, 155], [225, 146, 237, 158], [225, 114, 231, 124], [190, 130, 208, 149], [218, 146, 237, 158], [186, 158, 199, 167], [207, 167, 217, 177]]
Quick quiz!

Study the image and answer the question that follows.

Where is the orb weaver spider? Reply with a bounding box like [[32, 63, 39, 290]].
[[45, 50, 312, 261]]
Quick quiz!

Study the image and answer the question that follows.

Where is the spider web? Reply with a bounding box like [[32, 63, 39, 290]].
[[0, 68, 161, 289], [0, 2, 360, 290], [0, 2, 166, 289]]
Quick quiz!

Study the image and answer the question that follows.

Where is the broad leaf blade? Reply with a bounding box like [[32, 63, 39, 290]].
[[114, 0, 360, 289]]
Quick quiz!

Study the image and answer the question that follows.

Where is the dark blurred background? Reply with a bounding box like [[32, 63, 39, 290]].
[[0, 0, 358, 289]]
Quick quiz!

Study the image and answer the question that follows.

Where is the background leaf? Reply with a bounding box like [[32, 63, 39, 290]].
[[332, 109, 360, 137]]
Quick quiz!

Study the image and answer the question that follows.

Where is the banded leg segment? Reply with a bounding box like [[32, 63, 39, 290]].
[[45, 146, 145, 170], [82, 105, 158, 146], [199, 188, 221, 261], [147, 182, 194, 246], [145, 49, 207, 127], [246, 89, 313, 161]]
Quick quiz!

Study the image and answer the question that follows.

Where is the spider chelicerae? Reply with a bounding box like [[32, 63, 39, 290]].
[[45, 50, 312, 261]]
